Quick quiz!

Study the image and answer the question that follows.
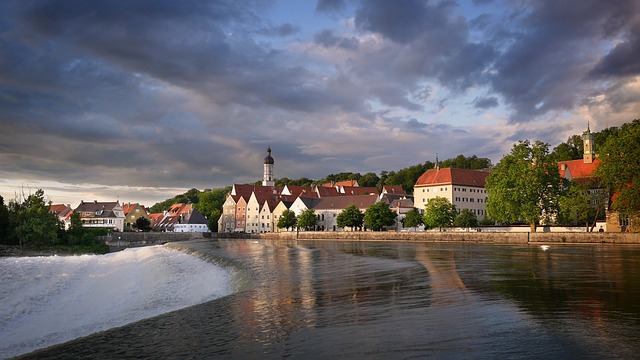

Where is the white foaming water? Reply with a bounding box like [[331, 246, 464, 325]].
[[0, 245, 231, 359]]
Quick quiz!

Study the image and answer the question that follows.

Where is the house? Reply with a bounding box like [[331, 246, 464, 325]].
[[74, 200, 125, 232], [49, 204, 73, 230], [122, 203, 150, 231], [150, 203, 193, 232], [272, 200, 294, 232], [414, 164, 490, 221], [290, 197, 322, 217], [173, 208, 209, 232], [313, 194, 378, 231]]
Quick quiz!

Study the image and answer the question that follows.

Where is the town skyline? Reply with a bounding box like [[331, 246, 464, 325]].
[[2, 1, 639, 206]]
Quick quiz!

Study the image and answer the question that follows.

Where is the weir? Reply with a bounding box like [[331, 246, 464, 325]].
[[0, 245, 232, 359]]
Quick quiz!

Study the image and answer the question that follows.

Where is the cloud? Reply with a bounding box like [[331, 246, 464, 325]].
[[1, 0, 640, 205], [473, 96, 499, 109]]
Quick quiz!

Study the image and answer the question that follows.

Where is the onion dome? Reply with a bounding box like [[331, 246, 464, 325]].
[[264, 146, 274, 164]]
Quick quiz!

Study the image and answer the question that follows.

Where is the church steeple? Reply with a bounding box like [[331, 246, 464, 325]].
[[583, 123, 595, 164], [262, 146, 275, 186], [435, 153, 440, 170]]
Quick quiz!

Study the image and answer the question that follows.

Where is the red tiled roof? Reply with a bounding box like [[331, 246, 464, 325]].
[[558, 159, 600, 180], [383, 185, 406, 195], [122, 203, 146, 216], [415, 168, 489, 187], [315, 186, 341, 197], [341, 186, 378, 195], [313, 194, 378, 211]]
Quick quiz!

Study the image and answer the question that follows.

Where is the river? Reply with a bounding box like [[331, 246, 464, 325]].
[[4, 239, 640, 359]]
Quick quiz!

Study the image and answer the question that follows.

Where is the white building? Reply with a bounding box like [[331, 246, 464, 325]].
[[413, 165, 490, 220]]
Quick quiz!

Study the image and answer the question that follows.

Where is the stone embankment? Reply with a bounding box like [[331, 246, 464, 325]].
[[98, 232, 210, 251], [260, 231, 640, 244]]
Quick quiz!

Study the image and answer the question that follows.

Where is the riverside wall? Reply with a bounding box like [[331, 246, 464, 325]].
[[98, 232, 211, 251], [259, 231, 640, 244]]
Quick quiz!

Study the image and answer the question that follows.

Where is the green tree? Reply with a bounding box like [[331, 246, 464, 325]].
[[364, 202, 397, 231], [0, 195, 11, 244], [336, 204, 365, 231], [277, 209, 298, 231], [423, 197, 456, 231], [595, 119, 640, 223], [9, 189, 60, 248], [557, 181, 605, 230], [401, 208, 423, 230], [453, 209, 479, 229], [136, 216, 152, 232], [486, 140, 563, 232], [358, 172, 380, 188], [207, 208, 221, 232], [440, 154, 492, 169], [297, 209, 317, 231], [552, 135, 582, 161], [195, 188, 229, 220]]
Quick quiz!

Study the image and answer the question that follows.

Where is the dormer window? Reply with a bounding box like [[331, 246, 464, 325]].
[[95, 210, 103, 216]]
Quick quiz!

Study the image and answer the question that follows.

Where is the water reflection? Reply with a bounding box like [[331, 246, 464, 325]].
[[23, 240, 640, 359]]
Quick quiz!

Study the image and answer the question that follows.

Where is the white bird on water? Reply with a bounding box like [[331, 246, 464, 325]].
[[540, 245, 550, 251]]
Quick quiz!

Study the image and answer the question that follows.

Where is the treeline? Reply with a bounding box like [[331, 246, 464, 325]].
[[0, 190, 109, 253]]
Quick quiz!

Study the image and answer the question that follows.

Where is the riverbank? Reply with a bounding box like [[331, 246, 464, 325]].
[[260, 230, 640, 244]]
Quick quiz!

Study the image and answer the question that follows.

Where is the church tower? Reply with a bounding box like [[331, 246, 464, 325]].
[[262, 146, 275, 186], [583, 123, 595, 164]]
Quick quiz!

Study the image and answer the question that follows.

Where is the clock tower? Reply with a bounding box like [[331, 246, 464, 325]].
[[262, 146, 275, 186], [583, 123, 595, 164]]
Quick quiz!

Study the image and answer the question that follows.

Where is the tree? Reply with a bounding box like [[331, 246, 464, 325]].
[[453, 209, 478, 229], [423, 197, 456, 231], [337, 204, 365, 231], [297, 209, 317, 231], [195, 188, 229, 220], [552, 135, 582, 161], [595, 119, 640, 222], [485, 140, 563, 232], [364, 202, 397, 231], [557, 181, 604, 230], [9, 189, 60, 248], [207, 209, 221, 232], [402, 208, 423, 230], [277, 209, 298, 231], [358, 172, 380, 188], [136, 216, 152, 232], [0, 195, 12, 245]]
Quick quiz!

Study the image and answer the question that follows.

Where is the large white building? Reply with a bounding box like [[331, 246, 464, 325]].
[[413, 165, 490, 220]]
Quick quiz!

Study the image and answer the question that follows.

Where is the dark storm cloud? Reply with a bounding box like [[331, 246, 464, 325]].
[[314, 30, 359, 50], [2, 0, 640, 204], [315, 0, 346, 13], [258, 23, 300, 37], [488, 0, 639, 121], [354, 0, 453, 44], [473, 96, 498, 109], [591, 23, 640, 77], [347, 0, 640, 122]]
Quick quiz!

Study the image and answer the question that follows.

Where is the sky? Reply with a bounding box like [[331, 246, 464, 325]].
[[1, 0, 639, 207]]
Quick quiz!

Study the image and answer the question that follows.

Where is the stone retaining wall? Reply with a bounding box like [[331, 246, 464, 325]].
[[260, 231, 640, 244], [98, 232, 209, 251]]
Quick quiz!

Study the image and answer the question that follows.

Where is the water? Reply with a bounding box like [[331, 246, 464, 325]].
[[4, 240, 640, 359], [0, 246, 232, 359]]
